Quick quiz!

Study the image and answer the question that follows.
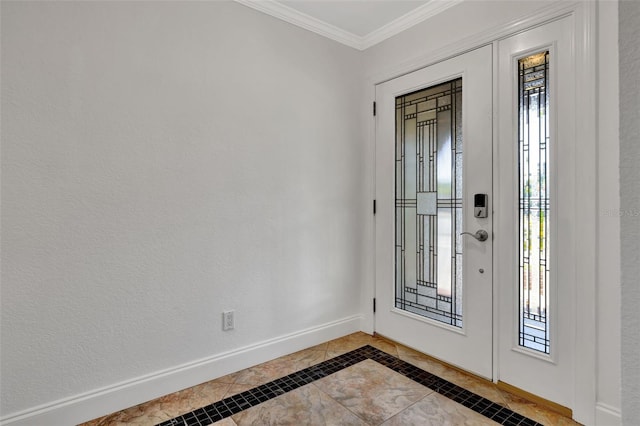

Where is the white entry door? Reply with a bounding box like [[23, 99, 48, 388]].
[[375, 16, 579, 413], [374, 45, 493, 379]]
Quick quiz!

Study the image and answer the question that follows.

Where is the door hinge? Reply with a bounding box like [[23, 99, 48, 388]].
[[373, 298, 376, 313], [373, 199, 377, 215], [373, 101, 376, 116]]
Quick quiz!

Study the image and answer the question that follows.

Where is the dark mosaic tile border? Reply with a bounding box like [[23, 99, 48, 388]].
[[157, 345, 543, 426]]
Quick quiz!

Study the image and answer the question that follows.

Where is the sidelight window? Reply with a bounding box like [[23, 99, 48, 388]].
[[518, 51, 550, 354]]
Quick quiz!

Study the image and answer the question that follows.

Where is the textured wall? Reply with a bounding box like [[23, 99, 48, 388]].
[[0, 1, 364, 416], [619, 1, 640, 424]]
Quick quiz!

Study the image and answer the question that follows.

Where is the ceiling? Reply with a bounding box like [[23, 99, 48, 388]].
[[279, 1, 430, 37], [234, 0, 462, 50]]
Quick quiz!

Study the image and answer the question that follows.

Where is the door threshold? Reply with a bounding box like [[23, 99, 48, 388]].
[[496, 381, 572, 418]]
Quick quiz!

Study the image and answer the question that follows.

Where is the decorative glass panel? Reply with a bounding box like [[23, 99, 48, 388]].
[[518, 51, 550, 353], [395, 79, 463, 328]]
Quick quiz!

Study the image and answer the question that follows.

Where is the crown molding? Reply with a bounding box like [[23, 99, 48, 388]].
[[361, 0, 463, 49], [234, 0, 463, 51], [234, 0, 363, 49]]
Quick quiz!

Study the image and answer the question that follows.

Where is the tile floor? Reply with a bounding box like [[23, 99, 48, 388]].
[[80, 333, 580, 426]]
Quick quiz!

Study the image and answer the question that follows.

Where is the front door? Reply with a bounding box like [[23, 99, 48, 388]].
[[374, 45, 493, 379], [375, 16, 578, 413]]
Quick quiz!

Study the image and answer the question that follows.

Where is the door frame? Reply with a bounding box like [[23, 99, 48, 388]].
[[364, 2, 596, 423]]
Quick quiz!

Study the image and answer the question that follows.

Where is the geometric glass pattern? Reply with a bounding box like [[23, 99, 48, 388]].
[[395, 78, 463, 327], [518, 51, 550, 353]]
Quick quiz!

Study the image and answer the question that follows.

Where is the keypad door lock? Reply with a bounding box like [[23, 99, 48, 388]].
[[474, 193, 488, 218]]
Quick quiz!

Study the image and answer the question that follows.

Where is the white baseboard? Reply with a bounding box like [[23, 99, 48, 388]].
[[0, 315, 363, 426], [596, 402, 622, 426]]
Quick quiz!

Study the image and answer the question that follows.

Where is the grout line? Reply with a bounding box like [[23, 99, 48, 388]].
[[308, 381, 368, 425]]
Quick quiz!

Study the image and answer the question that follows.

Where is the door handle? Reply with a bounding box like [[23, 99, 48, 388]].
[[460, 230, 489, 242]]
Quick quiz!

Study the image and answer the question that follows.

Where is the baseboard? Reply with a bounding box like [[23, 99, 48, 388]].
[[0, 314, 363, 426], [595, 402, 622, 426]]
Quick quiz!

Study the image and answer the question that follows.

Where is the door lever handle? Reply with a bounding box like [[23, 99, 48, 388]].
[[460, 230, 489, 242]]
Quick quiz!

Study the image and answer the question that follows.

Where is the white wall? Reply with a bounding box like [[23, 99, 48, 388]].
[[361, 0, 621, 422], [0, 1, 364, 422], [619, 1, 640, 424]]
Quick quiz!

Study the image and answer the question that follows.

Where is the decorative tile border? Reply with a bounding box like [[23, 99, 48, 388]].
[[158, 346, 542, 426]]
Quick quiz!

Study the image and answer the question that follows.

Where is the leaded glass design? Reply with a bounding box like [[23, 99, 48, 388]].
[[518, 52, 550, 354], [395, 79, 463, 328]]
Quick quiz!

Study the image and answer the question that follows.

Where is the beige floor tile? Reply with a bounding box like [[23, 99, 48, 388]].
[[231, 358, 299, 387], [314, 359, 432, 424], [224, 383, 256, 398], [325, 350, 347, 359], [395, 342, 428, 359], [225, 349, 326, 390], [80, 380, 232, 426], [216, 370, 244, 384], [398, 351, 449, 375], [308, 341, 329, 351], [368, 336, 400, 357], [324, 332, 399, 358], [78, 406, 153, 426], [381, 393, 498, 426], [278, 347, 327, 370], [232, 383, 368, 425], [168, 380, 234, 414], [325, 331, 374, 353]]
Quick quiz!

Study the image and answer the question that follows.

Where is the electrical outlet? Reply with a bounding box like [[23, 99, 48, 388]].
[[222, 310, 235, 331]]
